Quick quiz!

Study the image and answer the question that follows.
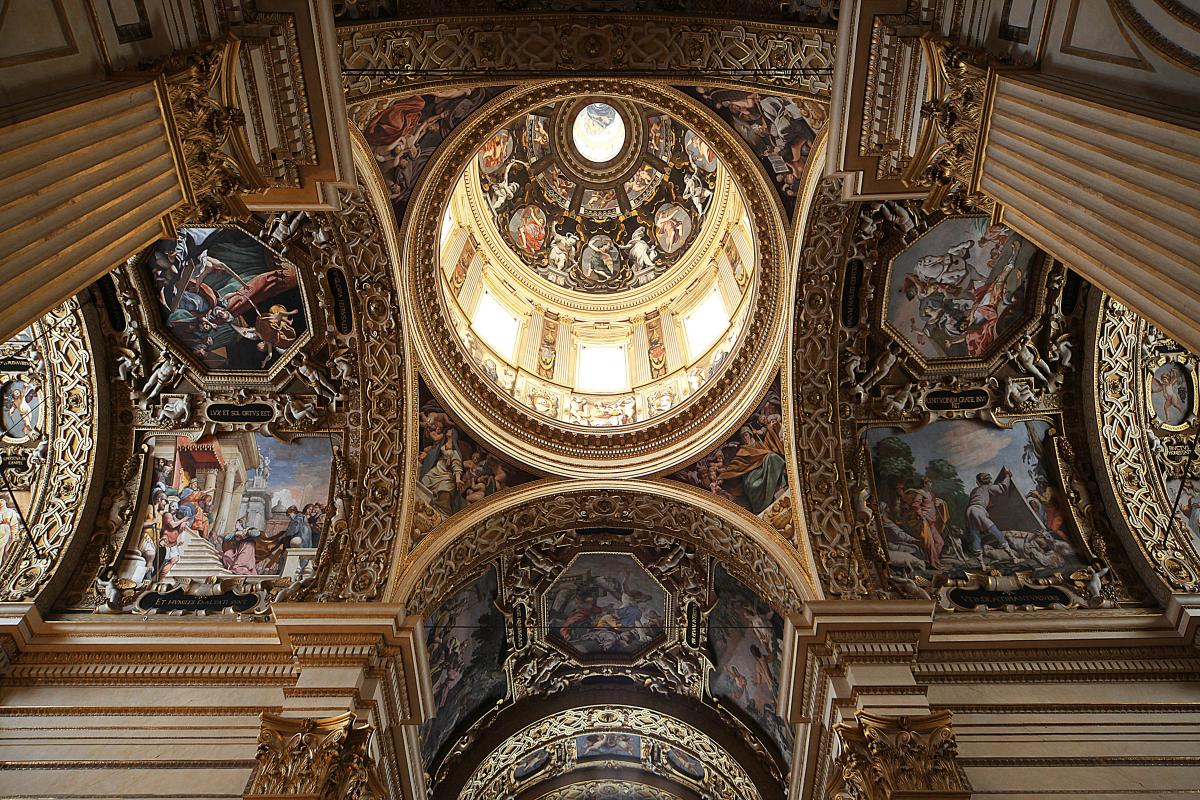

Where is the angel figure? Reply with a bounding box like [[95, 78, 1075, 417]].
[[682, 169, 712, 216], [488, 160, 525, 216]]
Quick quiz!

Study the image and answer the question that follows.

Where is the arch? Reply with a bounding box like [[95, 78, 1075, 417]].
[[390, 478, 819, 614]]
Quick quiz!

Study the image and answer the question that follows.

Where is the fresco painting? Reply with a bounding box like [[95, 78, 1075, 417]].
[[145, 228, 307, 371], [667, 746, 706, 780], [512, 748, 549, 781], [136, 434, 333, 584], [575, 732, 641, 761], [708, 566, 793, 765], [363, 88, 505, 211], [418, 383, 535, 518], [1149, 360, 1194, 428], [0, 379, 40, 441], [681, 87, 816, 214], [1169, 478, 1200, 547], [886, 216, 1036, 360], [672, 382, 786, 515], [867, 419, 1086, 579], [545, 553, 666, 658], [421, 568, 507, 764]]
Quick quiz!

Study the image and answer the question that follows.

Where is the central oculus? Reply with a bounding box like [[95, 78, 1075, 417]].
[[572, 103, 625, 162]]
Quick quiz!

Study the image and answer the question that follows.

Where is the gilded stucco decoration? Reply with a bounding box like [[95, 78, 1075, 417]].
[[791, 173, 1129, 606], [64, 145, 412, 612], [454, 706, 763, 800], [398, 482, 812, 616], [0, 300, 101, 601], [395, 79, 792, 477], [336, 16, 835, 102], [1086, 295, 1200, 598]]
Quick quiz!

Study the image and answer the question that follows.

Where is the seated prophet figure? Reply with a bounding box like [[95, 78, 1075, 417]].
[[719, 426, 787, 514]]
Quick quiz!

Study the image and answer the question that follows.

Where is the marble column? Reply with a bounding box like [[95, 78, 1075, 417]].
[[0, 80, 185, 342], [980, 72, 1200, 353]]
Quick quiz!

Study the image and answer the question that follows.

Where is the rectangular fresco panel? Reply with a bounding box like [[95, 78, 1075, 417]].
[[421, 568, 507, 764], [708, 566, 793, 765], [362, 88, 506, 213], [418, 382, 535, 517], [866, 419, 1085, 579], [886, 216, 1036, 360], [671, 381, 786, 515], [575, 732, 641, 761], [145, 227, 306, 372], [135, 434, 333, 584], [680, 87, 817, 215]]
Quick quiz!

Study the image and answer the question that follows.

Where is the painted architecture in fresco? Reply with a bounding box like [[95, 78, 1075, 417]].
[[144, 227, 308, 372], [362, 88, 505, 212], [866, 419, 1086, 579], [671, 382, 787, 516], [417, 383, 535, 517], [576, 732, 641, 761], [544, 553, 666, 659], [681, 87, 817, 215], [135, 434, 333, 584], [708, 566, 792, 765], [885, 216, 1037, 361], [421, 568, 508, 764]]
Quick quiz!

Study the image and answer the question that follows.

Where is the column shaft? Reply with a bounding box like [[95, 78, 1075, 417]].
[[980, 72, 1200, 352], [0, 81, 185, 340]]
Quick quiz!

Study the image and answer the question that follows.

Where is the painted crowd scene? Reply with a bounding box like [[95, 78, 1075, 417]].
[[867, 419, 1086, 579], [135, 434, 333, 584], [545, 553, 666, 658]]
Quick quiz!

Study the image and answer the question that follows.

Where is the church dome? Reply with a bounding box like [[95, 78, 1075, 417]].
[[403, 81, 790, 476]]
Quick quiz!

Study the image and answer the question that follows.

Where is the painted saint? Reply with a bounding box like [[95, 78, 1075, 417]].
[[684, 129, 718, 172], [508, 205, 548, 255], [478, 129, 513, 173], [654, 203, 693, 254], [671, 384, 786, 515]]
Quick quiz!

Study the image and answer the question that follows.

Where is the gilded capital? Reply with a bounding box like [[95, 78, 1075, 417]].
[[826, 711, 971, 800]]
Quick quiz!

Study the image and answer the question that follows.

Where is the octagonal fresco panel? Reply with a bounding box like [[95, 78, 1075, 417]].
[[143, 227, 308, 372], [545, 552, 666, 659], [885, 215, 1039, 362]]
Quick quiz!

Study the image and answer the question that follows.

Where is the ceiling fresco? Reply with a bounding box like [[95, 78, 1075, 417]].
[[12, 58, 1193, 800], [471, 96, 723, 293], [680, 87, 826, 219]]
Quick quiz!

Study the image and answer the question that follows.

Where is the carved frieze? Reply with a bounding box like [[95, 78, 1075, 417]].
[[337, 16, 835, 102]]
